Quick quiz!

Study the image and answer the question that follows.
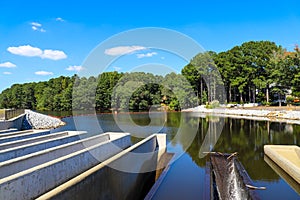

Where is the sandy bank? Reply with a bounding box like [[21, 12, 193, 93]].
[[183, 105, 300, 122]]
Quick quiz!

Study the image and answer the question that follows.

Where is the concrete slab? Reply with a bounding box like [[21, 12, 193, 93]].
[[0, 130, 33, 138], [264, 145, 300, 184], [0, 128, 18, 134], [0, 131, 86, 162], [264, 155, 300, 195], [0, 133, 110, 179], [0, 131, 70, 150], [0, 132, 131, 200], [0, 130, 50, 144]]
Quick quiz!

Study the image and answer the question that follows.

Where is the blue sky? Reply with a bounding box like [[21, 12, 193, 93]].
[[0, 0, 300, 91]]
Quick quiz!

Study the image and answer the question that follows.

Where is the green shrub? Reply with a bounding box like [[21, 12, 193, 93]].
[[205, 100, 220, 109], [286, 96, 295, 104]]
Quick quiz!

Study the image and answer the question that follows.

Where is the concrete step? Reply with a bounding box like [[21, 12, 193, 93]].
[[0, 133, 111, 179], [0, 131, 86, 162], [0, 128, 18, 134], [0, 131, 71, 151], [0, 132, 131, 200], [0, 130, 33, 138], [0, 130, 50, 144]]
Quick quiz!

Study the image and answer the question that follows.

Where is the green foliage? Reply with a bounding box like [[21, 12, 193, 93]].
[[205, 100, 220, 109], [1, 40, 300, 110], [286, 96, 295, 104]]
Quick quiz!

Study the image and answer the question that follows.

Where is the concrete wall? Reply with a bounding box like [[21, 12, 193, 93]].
[[0, 130, 32, 138], [0, 114, 25, 130], [0, 133, 110, 179], [0, 133, 131, 200], [37, 134, 166, 200], [0, 131, 86, 162], [0, 128, 18, 134], [0, 131, 69, 150], [0, 130, 50, 144]]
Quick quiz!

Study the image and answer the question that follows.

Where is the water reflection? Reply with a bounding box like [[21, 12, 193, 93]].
[[52, 112, 300, 199]]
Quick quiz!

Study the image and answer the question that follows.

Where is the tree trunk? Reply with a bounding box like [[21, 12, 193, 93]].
[[248, 86, 251, 103], [253, 87, 256, 103], [213, 80, 216, 101], [279, 93, 281, 107], [200, 79, 203, 104], [266, 87, 269, 103], [229, 84, 232, 103], [240, 92, 243, 103]]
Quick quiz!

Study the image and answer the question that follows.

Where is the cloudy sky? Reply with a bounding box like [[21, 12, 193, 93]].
[[0, 0, 300, 91]]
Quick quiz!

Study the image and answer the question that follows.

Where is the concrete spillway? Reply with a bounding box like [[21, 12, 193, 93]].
[[0, 129, 32, 138], [37, 134, 166, 200], [0, 131, 86, 162], [0, 131, 132, 200], [0, 129, 50, 144], [0, 127, 168, 200]]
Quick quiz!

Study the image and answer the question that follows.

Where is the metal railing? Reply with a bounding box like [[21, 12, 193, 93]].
[[0, 109, 25, 120]]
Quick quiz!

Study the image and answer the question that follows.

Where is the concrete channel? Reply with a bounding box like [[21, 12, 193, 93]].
[[0, 131, 86, 162], [0, 132, 131, 200], [0, 129, 50, 144], [37, 134, 166, 200], [0, 132, 116, 179], [0, 128, 18, 135], [0, 131, 71, 150]]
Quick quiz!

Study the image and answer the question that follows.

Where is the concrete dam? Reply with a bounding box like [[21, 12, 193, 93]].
[[0, 111, 170, 200]]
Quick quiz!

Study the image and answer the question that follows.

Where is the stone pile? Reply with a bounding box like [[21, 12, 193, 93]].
[[24, 110, 65, 129]]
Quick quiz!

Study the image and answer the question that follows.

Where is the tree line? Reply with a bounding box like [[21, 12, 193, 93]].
[[0, 40, 299, 111], [0, 72, 197, 111]]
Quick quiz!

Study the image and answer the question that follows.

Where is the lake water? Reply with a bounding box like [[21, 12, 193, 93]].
[[52, 112, 300, 199]]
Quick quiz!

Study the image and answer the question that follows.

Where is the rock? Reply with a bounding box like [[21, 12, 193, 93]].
[[23, 110, 66, 129]]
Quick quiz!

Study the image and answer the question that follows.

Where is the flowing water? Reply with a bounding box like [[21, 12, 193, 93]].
[[51, 112, 300, 199]]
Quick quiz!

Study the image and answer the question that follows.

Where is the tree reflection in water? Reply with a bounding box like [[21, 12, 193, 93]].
[[171, 113, 300, 182]]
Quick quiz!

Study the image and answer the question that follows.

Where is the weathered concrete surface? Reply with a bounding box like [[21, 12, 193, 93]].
[[0, 133, 131, 200], [264, 155, 300, 195], [0, 133, 110, 179], [0, 114, 25, 130], [0, 128, 18, 134], [0, 130, 50, 144], [0, 131, 86, 162], [0, 129, 33, 138], [264, 145, 300, 184], [0, 131, 69, 150], [24, 110, 65, 129], [37, 133, 166, 200]]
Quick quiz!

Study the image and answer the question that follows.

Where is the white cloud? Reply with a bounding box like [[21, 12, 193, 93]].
[[7, 45, 67, 60], [113, 66, 121, 71], [35, 71, 53, 76], [104, 46, 147, 56], [31, 22, 42, 27], [55, 17, 65, 22], [66, 65, 84, 72], [7, 45, 42, 57], [0, 62, 16, 68], [31, 22, 46, 32], [3, 72, 12, 75], [136, 52, 157, 58], [41, 49, 67, 60]]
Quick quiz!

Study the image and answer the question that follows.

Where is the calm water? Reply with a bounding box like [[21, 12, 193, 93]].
[[52, 112, 300, 200]]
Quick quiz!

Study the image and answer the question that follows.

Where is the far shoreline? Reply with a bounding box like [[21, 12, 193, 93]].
[[183, 105, 300, 124]]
